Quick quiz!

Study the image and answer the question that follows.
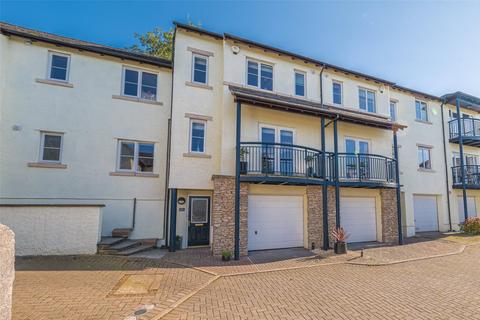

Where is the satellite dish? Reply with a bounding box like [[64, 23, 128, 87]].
[[231, 45, 240, 54]]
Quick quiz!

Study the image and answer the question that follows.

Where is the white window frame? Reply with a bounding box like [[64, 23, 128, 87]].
[[47, 51, 70, 82], [116, 140, 155, 173], [121, 67, 158, 101], [344, 137, 371, 154], [415, 100, 428, 122], [39, 132, 64, 163], [246, 58, 274, 91], [389, 100, 398, 121], [417, 146, 432, 170], [294, 70, 306, 97], [358, 87, 376, 113], [191, 53, 209, 85], [332, 80, 343, 105], [259, 123, 296, 144], [189, 119, 207, 154]]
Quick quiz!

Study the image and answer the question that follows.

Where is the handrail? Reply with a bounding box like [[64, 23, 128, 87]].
[[448, 118, 480, 139], [239, 142, 396, 183], [451, 165, 480, 185]]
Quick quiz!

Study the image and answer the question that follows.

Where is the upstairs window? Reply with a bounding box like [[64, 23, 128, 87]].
[[415, 100, 428, 122], [417, 146, 432, 170], [190, 120, 206, 153], [359, 88, 376, 113], [48, 52, 70, 82], [123, 68, 158, 101], [40, 132, 63, 163], [117, 140, 154, 172], [294, 71, 305, 97], [192, 54, 208, 84], [247, 60, 273, 91], [333, 81, 342, 105], [390, 100, 397, 121]]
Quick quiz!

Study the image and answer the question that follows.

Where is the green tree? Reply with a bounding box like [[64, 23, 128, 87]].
[[128, 27, 174, 60]]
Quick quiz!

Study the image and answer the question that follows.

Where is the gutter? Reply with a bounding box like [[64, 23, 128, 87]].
[[440, 100, 453, 231]]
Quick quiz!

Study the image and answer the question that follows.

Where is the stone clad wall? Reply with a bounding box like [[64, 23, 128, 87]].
[[211, 175, 248, 257], [0, 224, 14, 320], [380, 188, 399, 243], [306, 186, 337, 250]]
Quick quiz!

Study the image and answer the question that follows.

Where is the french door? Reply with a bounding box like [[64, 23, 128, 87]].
[[345, 138, 370, 179], [261, 127, 294, 175]]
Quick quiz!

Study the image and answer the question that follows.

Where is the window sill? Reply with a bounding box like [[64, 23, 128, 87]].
[[417, 168, 435, 173], [28, 162, 67, 169], [109, 171, 159, 178], [112, 95, 163, 106], [36, 78, 73, 88], [183, 152, 212, 159], [185, 81, 213, 90], [415, 119, 432, 125]]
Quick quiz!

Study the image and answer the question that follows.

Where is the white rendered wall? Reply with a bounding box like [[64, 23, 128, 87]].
[[0, 205, 102, 255]]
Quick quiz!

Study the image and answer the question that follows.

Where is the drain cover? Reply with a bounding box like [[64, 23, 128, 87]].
[[111, 274, 163, 295]]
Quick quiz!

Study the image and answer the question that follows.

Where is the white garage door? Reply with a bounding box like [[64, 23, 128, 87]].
[[413, 195, 438, 232], [248, 195, 303, 251], [458, 196, 477, 224], [340, 197, 376, 243]]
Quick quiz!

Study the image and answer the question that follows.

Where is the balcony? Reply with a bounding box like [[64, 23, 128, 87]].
[[452, 165, 480, 189], [239, 142, 397, 187], [448, 118, 480, 147]]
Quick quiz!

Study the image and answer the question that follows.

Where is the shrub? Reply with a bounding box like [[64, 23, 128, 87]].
[[460, 217, 480, 235], [221, 250, 232, 261], [332, 227, 349, 243]]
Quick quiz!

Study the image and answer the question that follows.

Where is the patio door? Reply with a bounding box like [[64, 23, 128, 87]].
[[261, 127, 294, 175], [188, 196, 210, 246], [345, 138, 369, 179], [453, 153, 479, 184]]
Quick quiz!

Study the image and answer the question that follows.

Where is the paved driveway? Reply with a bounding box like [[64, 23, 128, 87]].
[[12, 239, 480, 320]]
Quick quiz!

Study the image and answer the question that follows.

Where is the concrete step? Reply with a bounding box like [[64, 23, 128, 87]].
[[116, 244, 155, 256], [97, 237, 126, 251], [109, 239, 141, 251], [111, 228, 132, 238]]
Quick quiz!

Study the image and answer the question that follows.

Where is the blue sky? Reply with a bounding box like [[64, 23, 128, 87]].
[[1, 1, 479, 97]]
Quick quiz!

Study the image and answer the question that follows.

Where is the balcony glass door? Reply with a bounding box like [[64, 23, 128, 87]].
[[279, 130, 293, 175], [453, 153, 479, 185], [261, 128, 275, 174], [345, 139, 370, 179], [261, 127, 294, 176]]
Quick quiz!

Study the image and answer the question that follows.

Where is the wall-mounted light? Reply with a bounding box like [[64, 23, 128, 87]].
[[177, 197, 186, 205]]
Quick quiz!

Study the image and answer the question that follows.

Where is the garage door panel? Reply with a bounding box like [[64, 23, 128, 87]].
[[341, 197, 376, 243], [414, 195, 438, 232], [248, 195, 304, 251]]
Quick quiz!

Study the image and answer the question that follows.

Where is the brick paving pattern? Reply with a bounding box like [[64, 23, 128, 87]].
[[164, 245, 480, 320], [13, 255, 213, 320]]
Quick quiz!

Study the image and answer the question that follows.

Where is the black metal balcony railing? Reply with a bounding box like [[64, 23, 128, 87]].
[[239, 142, 397, 185], [452, 165, 480, 186], [239, 142, 326, 178], [448, 118, 480, 140], [333, 153, 397, 183]]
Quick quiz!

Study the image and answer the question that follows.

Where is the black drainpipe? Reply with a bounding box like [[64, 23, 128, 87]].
[[319, 65, 330, 250], [440, 100, 453, 231]]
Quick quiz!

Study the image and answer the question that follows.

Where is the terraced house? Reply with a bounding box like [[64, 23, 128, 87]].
[[1, 22, 479, 259]]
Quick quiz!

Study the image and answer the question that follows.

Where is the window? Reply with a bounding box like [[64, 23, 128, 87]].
[[48, 52, 70, 82], [190, 197, 209, 224], [294, 71, 305, 97], [40, 132, 63, 163], [247, 60, 273, 91], [117, 140, 154, 172], [333, 81, 342, 105], [415, 100, 428, 122], [359, 88, 375, 112], [192, 54, 208, 84], [417, 146, 432, 170], [389, 100, 397, 121], [123, 68, 158, 101], [190, 120, 206, 153]]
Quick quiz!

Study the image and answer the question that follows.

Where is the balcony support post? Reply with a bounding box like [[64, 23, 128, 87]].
[[333, 119, 340, 228], [393, 130, 403, 245], [234, 101, 242, 260], [456, 97, 469, 221], [321, 117, 329, 250], [168, 188, 177, 252]]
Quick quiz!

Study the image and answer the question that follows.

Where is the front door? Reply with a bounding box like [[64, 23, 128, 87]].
[[188, 196, 210, 246]]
